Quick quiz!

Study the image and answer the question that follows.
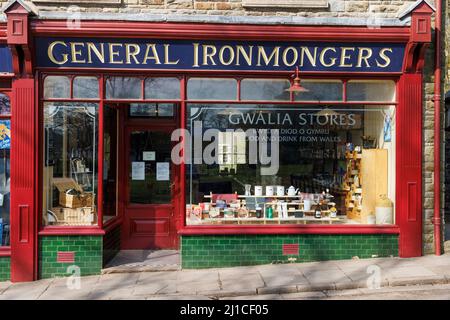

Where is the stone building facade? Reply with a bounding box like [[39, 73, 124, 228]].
[[0, 0, 444, 281]]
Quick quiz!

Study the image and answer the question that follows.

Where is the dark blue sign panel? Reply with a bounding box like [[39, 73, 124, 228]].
[[0, 46, 13, 74], [36, 37, 405, 73]]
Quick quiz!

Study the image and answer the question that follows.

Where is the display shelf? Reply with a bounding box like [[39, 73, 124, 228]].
[[196, 216, 346, 225]]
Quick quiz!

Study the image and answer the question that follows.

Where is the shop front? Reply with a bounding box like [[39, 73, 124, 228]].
[[1, 0, 435, 282]]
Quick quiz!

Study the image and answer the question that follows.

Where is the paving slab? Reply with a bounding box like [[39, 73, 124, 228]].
[[302, 269, 352, 285], [0, 279, 54, 300], [386, 266, 438, 279], [222, 294, 283, 300], [147, 294, 212, 300], [220, 274, 265, 291], [280, 291, 327, 300], [0, 281, 12, 294], [93, 273, 140, 292], [104, 250, 180, 273]]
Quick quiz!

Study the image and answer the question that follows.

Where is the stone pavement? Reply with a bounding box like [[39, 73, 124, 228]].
[[2, 254, 450, 300]]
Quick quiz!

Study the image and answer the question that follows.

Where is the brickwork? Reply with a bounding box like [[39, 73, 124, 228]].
[[181, 234, 399, 268], [0, 257, 10, 281], [39, 236, 103, 279]]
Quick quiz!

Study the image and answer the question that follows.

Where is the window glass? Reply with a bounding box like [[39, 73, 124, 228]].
[[0, 94, 10, 115], [43, 102, 98, 226], [106, 77, 142, 100], [0, 120, 10, 246], [44, 76, 71, 99], [145, 77, 180, 100], [347, 80, 396, 102], [241, 79, 290, 101], [129, 103, 175, 118], [187, 78, 237, 100], [73, 76, 99, 99], [103, 105, 118, 224], [186, 104, 396, 226], [295, 80, 343, 101]]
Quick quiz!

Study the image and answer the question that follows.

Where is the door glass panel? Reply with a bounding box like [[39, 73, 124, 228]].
[[129, 131, 172, 204], [103, 105, 118, 223]]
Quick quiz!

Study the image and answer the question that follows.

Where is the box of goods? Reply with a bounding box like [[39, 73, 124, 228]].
[[62, 207, 95, 226], [53, 178, 93, 208]]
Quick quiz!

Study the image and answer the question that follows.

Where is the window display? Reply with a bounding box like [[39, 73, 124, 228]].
[[43, 102, 98, 226], [186, 104, 396, 226]]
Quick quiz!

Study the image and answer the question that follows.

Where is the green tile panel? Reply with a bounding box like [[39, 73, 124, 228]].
[[181, 234, 398, 269], [0, 257, 10, 281], [39, 235, 103, 279]]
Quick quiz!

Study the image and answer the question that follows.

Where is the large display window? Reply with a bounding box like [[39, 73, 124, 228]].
[[185, 78, 397, 226]]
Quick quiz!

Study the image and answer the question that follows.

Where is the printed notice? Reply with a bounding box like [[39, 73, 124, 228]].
[[156, 162, 170, 181], [143, 151, 156, 161], [131, 162, 145, 181]]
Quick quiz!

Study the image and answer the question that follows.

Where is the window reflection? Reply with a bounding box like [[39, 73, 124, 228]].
[[145, 77, 180, 100], [0, 120, 10, 246], [44, 76, 71, 99], [106, 77, 142, 100], [74, 76, 99, 99], [241, 79, 290, 101], [43, 102, 98, 226], [0, 94, 10, 115], [188, 78, 237, 100]]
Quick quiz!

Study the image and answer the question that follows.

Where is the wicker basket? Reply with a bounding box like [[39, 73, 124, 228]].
[[50, 207, 95, 226]]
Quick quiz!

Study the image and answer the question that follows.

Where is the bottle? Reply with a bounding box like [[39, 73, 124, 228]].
[[256, 204, 262, 218], [315, 208, 322, 219], [266, 206, 273, 219]]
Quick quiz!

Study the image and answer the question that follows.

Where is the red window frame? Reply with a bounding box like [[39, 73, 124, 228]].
[[0, 90, 11, 254], [37, 71, 401, 237]]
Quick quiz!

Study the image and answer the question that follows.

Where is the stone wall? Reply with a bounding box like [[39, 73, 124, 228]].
[[0, 0, 421, 20]]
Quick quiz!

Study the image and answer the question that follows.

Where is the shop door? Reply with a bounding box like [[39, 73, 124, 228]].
[[121, 126, 178, 249]]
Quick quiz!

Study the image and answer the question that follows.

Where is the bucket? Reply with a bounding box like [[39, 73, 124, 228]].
[[375, 195, 393, 224]]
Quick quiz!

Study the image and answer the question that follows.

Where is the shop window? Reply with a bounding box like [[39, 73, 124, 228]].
[[186, 104, 396, 226], [347, 80, 396, 102], [43, 102, 98, 226], [295, 80, 343, 102], [44, 76, 71, 99], [241, 79, 290, 101], [0, 93, 11, 115], [106, 77, 142, 100], [187, 78, 238, 101], [0, 119, 10, 246], [129, 103, 175, 118], [73, 76, 99, 99], [103, 105, 118, 224], [145, 77, 180, 100]]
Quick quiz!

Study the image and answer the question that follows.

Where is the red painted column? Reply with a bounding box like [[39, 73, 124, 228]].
[[397, 73, 423, 257], [10, 78, 36, 282]]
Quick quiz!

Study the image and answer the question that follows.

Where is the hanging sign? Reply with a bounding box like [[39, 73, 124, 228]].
[[131, 162, 145, 181], [36, 37, 405, 73]]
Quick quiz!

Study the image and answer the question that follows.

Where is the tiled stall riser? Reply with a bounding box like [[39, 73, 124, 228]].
[[39, 236, 103, 279], [182, 234, 399, 268]]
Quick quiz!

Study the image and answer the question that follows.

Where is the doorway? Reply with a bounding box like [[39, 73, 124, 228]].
[[105, 103, 180, 250]]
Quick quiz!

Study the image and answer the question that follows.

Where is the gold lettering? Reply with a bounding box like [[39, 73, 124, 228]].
[[219, 45, 235, 66], [319, 47, 337, 67], [164, 44, 180, 65], [192, 43, 200, 67], [236, 45, 253, 66], [282, 47, 299, 67], [203, 45, 217, 66], [48, 41, 68, 65], [356, 48, 372, 68], [109, 43, 124, 64], [376, 48, 393, 68], [339, 47, 355, 68], [87, 42, 105, 64], [257, 46, 280, 67], [300, 47, 317, 67], [142, 44, 161, 65], [70, 42, 86, 64], [125, 44, 141, 64]]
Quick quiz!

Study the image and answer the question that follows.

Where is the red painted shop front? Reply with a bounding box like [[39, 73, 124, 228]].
[[1, 0, 435, 282]]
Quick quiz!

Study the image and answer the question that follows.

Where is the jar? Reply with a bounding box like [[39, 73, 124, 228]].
[[375, 195, 393, 224]]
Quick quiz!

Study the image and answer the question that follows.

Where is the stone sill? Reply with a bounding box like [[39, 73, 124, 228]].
[[242, 0, 329, 9], [32, 0, 121, 3]]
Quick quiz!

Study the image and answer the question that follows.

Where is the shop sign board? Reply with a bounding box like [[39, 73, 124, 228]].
[[36, 37, 405, 73]]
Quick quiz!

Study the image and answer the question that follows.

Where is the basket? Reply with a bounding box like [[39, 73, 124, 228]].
[[49, 207, 95, 226]]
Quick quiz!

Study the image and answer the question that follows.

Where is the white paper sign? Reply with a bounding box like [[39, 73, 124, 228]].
[[156, 162, 170, 181], [143, 151, 156, 161], [131, 162, 145, 181]]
